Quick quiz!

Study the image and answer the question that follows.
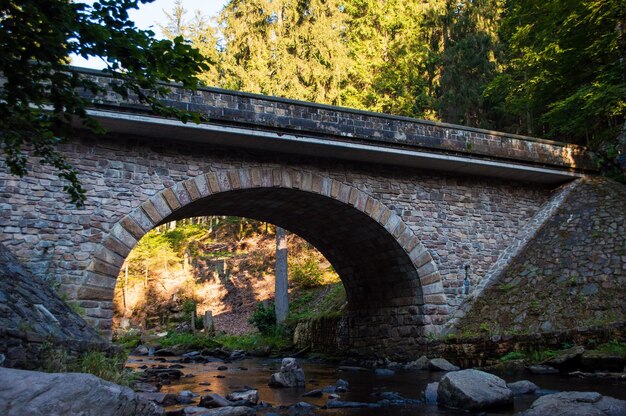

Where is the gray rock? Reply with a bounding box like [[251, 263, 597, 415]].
[[518, 391, 626, 416], [374, 368, 395, 376], [335, 378, 349, 389], [327, 400, 381, 408], [199, 393, 233, 408], [338, 366, 368, 372], [302, 389, 323, 397], [226, 390, 258, 405], [429, 358, 460, 372], [507, 380, 539, 396], [424, 382, 438, 404], [437, 369, 513, 411], [132, 382, 160, 393], [0, 353, 4, 366], [528, 365, 559, 375], [0, 367, 164, 416], [136, 392, 178, 406], [177, 390, 197, 404], [542, 346, 585, 369], [184, 406, 254, 416], [133, 345, 150, 356], [404, 356, 429, 371], [268, 357, 305, 388]]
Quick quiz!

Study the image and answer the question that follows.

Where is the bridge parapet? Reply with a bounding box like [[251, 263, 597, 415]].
[[74, 67, 592, 173]]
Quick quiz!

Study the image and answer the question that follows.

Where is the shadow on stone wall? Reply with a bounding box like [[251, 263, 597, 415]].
[[452, 177, 626, 339], [0, 243, 107, 369]]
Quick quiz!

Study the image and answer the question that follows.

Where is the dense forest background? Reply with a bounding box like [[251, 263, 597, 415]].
[[161, 0, 624, 177]]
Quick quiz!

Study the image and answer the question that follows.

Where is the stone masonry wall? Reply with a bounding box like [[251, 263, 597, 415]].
[[451, 177, 626, 337], [0, 134, 553, 355]]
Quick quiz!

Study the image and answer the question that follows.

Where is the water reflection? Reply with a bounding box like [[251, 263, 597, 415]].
[[126, 356, 626, 415]]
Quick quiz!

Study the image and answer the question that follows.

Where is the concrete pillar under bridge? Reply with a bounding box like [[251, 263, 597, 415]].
[[80, 167, 446, 358]]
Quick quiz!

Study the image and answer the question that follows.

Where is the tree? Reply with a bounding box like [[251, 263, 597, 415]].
[[486, 0, 625, 147], [0, 0, 208, 206], [275, 226, 288, 324], [436, 0, 501, 127], [217, 0, 350, 105]]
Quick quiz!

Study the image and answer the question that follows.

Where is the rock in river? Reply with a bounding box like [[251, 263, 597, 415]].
[[507, 380, 539, 396], [437, 368, 513, 411], [429, 358, 460, 372], [0, 367, 164, 416], [268, 358, 305, 388], [517, 391, 626, 416]]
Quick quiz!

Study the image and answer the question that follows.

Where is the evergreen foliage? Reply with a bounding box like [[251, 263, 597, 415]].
[[162, 0, 624, 164], [0, 0, 208, 206]]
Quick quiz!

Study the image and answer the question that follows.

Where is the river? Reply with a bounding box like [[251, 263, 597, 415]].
[[126, 355, 626, 415]]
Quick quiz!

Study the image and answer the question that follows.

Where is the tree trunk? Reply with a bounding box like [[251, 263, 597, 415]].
[[275, 226, 288, 324]]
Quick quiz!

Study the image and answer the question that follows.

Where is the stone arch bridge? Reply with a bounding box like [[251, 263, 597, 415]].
[[0, 68, 593, 358]]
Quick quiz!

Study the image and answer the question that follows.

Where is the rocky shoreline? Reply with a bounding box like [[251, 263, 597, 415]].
[[1, 340, 625, 415]]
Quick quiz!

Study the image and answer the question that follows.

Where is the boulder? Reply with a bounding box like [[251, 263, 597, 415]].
[[136, 392, 178, 406], [518, 391, 626, 416], [507, 380, 539, 396], [404, 356, 429, 371], [374, 368, 395, 376], [226, 390, 258, 405], [199, 393, 232, 408], [183, 406, 255, 416], [327, 400, 381, 408], [0, 367, 164, 416], [268, 358, 305, 388], [429, 358, 460, 372], [437, 369, 513, 411], [302, 389, 323, 397], [542, 346, 585, 371], [527, 365, 559, 375], [132, 382, 160, 393], [424, 382, 439, 404]]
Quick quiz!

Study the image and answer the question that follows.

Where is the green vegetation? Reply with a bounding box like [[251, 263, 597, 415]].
[[248, 301, 277, 335], [289, 257, 324, 289], [597, 340, 626, 357], [499, 351, 525, 362], [0, 0, 208, 205], [158, 332, 219, 350], [497, 348, 559, 364], [215, 333, 293, 352], [44, 349, 134, 386], [112, 331, 142, 350], [287, 283, 346, 326]]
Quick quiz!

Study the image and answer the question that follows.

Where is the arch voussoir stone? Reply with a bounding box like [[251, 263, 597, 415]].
[[82, 165, 447, 354]]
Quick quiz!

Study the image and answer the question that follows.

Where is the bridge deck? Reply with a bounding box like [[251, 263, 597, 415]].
[[75, 67, 593, 184]]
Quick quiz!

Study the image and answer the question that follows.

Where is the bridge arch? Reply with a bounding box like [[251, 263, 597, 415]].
[[84, 167, 446, 357]]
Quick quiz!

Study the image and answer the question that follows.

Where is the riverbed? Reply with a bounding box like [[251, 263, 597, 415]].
[[126, 355, 626, 415]]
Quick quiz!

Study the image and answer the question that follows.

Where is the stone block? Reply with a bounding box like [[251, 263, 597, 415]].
[[205, 172, 221, 193], [250, 167, 262, 187], [108, 225, 137, 254], [141, 200, 163, 224], [129, 208, 154, 234], [119, 216, 144, 240], [161, 187, 181, 211], [77, 285, 114, 301], [193, 173, 210, 197], [183, 178, 201, 200], [172, 181, 192, 205]]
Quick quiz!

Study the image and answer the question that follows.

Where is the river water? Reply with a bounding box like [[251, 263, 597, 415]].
[[126, 355, 626, 415]]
